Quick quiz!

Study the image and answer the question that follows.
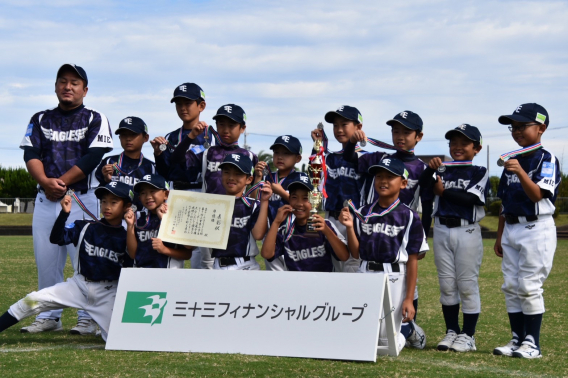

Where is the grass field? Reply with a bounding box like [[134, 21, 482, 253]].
[[0, 236, 567, 377]]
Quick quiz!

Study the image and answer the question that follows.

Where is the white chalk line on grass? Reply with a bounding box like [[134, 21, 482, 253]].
[[0, 344, 104, 353], [392, 355, 556, 378]]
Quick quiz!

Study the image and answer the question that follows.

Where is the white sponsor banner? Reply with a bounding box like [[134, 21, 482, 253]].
[[157, 190, 235, 250], [106, 268, 395, 361]]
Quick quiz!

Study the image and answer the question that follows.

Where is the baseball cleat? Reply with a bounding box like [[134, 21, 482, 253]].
[[512, 340, 542, 359], [407, 321, 427, 349], [450, 333, 476, 352], [493, 339, 520, 356], [437, 330, 458, 351], [70, 318, 98, 335], [20, 319, 63, 333]]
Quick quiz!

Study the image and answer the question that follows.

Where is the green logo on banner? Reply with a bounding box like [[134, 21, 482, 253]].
[[121, 292, 167, 326]]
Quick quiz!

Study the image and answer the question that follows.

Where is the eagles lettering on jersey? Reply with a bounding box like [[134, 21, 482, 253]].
[[134, 212, 183, 268], [59, 219, 130, 281], [272, 220, 345, 272], [498, 148, 561, 217], [323, 152, 366, 211], [94, 154, 156, 210], [19, 105, 113, 191], [433, 165, 489, 223], [212, 198, 261, 258], [156, 127, 211, 183], [354, 202, 428, 263], [186, 145, 258, 195], [359, 151, 434, 210]]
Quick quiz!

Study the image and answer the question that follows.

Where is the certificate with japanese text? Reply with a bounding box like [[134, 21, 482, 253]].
[[157, 190, 235, 249]]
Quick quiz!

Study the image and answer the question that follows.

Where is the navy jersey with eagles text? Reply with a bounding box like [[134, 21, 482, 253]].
[[55, 219, 131, 281], [20, 105, 114, 191], [322, 151, 367, 211], [358, 151, 434, 209], [433, 165, 489, 223], [186, 147, 258, 194], [354, 202, 428, 263], [271, 219, 345, 272], [156, 127, 212, 185], [133, 212, 184, 268], [498, 148, 561, 216], [212, 198, 262, 258], [94, 154, 155, 210]]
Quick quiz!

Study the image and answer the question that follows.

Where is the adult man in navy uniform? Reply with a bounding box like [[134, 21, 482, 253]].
[[19, 64, 113, 334]]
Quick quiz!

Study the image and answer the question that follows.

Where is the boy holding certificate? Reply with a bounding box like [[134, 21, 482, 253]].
[[212, 153, 272, 270], [124, 174, 193, 268]]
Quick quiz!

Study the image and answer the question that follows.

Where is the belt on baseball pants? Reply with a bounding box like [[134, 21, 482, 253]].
[[78, 275, 116, 284], [438, 217, 472, 228], [38, 187, 88, 195], [172, 181, 202, 190], [366, 261, 401, 273], [218, 256, 251, 267], [505, 215, 538, 224]]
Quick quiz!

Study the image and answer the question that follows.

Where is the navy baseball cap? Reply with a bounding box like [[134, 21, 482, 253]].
[[285, 172, 314, 192], [219, 153, 253, 175], [170, 83, 205, 103], [498, 103, 549, 127], [115, 116, 148, 135], [386, 111, 423, 131], [270, 135, 303, 154], [368, 157, 409, 179], [213, 104, 247, 125], [56, 63, 88, 86], [94, 181, 133, 202], [324, 105, 363, 124], [445, 124, 482, 145], [133, 174, 170, 192]]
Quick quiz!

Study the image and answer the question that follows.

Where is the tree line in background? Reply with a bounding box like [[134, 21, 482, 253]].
[[1, 159, 567, 214]]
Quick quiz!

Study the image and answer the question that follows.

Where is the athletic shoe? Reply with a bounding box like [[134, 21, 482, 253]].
[[512, 340, 542, 359], [70, 318, 98, 335], [20, 319, 63, 333], [437, 330, 458, 351], [450, 333, 476, 352], [493, 339, 520, 356], [397, 332, 406, 352], [407, 321, 427, 349]]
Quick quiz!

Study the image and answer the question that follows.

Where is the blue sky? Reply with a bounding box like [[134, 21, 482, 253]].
[[1, 0, 567, 176]]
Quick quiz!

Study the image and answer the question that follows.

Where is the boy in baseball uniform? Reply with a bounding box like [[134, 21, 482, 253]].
[[0, 182, 133, 341], [260, 172, 349, 271], [252, 135, 303, 271], [344, 110, 434, 326], [339, 157, 428, 351], [95, 116, 155, 211], [124, 174, 193, 268], [309, 105, 367, 273], [150, 83, 211, 270], [493, 103, 561, 359], [171, 104, 258, 269], [420, 124, 488, 352], [211, 153, 271, 270]]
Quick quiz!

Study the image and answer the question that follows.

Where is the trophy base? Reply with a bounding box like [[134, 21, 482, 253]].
[[306, 211, 325, 233]]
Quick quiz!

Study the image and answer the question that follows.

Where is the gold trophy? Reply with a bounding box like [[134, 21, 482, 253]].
[[307, 124, 325, 232]]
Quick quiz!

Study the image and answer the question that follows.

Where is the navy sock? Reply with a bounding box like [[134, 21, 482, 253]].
[[401, 323, 412, 339], [524, 313, 543, 347], [413, 299, 418, 321], [0, 311, 19, 332], [508, 312, 525, 342], [462, 313, 479, 337], [442, 304, 461, 334]]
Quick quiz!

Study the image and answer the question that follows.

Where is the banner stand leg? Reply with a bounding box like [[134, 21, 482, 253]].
[[376, 273, 399, 357]]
